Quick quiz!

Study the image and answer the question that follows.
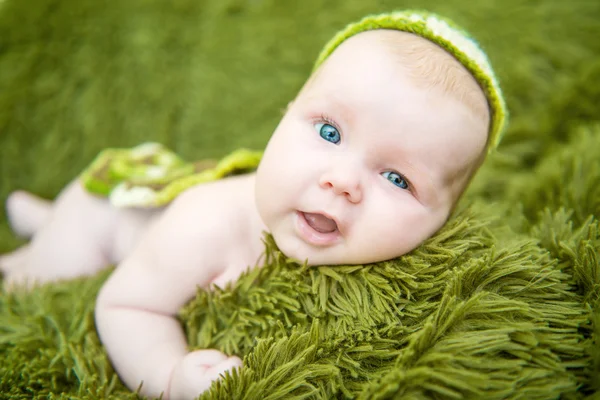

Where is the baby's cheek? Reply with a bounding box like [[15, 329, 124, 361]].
[[365, 203, 435, 247]]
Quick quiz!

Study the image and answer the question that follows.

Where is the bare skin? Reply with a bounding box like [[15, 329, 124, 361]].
[[1, 30, 490, 400], [95, 173, 267, 398], [2, 174, 266, 398], [2, 182, 163, 287]]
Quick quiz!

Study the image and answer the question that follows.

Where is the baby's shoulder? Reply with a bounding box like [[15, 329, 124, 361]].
[[174, 172, 256, 212], [153, 172, 263, 279], [163, 172, 260, 241]]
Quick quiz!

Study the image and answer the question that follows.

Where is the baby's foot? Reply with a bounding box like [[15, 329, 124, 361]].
[[6, 191, 52, 238], [2, 186, 110, 290], [0, 234, 108, 291], [0, 245, 34, 290]]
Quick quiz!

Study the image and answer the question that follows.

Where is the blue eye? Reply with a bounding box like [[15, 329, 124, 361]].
[[382, 171, 409, 190], [315, 123, 341, 144]]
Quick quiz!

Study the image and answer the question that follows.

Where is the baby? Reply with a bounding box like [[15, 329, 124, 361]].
[[0, 11, 506, 400]]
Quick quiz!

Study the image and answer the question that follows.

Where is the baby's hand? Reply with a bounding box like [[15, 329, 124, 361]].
[[168, 349, 242, 400]]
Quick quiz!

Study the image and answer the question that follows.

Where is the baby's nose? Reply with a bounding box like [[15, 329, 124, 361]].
[[319, 168, 362, 203]]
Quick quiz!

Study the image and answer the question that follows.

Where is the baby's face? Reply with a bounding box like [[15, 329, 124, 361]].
[[255, 30, 488, 266]]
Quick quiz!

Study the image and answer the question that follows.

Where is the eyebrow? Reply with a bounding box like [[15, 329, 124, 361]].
[[302, 93, 356, 128]]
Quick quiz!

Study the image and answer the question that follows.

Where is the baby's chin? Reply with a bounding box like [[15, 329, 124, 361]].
[[271, 235, 341, 266], [270, 224, 427, 266], [274, 238, 405, 266]]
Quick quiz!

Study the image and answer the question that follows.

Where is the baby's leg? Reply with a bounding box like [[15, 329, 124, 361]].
[[6, 191, 53, 238], [1, 181, 120, 289]]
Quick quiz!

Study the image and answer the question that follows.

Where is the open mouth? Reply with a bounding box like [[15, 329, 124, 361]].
[[303, 212, 338, 233], [296, 211, 341, 246]]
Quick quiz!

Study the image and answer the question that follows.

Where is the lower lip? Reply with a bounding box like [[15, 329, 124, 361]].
[[295, 211, 341, 246]]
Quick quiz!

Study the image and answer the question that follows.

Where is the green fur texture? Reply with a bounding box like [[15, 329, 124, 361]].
[[1, 0, 600, 399]]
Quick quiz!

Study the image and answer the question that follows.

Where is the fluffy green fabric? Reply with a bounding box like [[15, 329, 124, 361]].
[[1, 0, 599, 399]]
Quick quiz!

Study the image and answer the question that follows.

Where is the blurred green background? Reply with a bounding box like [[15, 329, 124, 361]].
[[1, 0, 600, 252], [1, 2, 599, 397]]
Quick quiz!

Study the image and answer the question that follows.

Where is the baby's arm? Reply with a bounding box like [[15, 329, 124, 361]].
[[95, 183, 242, 399]]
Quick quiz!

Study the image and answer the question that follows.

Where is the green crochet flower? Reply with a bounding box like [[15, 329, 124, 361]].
[[81, 142, 262, 208]]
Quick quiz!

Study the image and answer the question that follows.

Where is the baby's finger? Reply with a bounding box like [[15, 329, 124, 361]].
[[206, 356, 243, 377], [185, 349, 229, 367], [169, 351, 240, 400]]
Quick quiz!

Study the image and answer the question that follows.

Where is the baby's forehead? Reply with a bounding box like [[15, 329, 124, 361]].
[[313, 30, 490, 126], [318, 29, 460, 77]]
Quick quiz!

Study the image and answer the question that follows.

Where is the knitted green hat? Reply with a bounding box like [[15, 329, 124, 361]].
[[313, 10, 508, 152]]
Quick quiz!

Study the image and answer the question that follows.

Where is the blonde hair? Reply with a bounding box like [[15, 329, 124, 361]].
[[378, 30, 490, 127]]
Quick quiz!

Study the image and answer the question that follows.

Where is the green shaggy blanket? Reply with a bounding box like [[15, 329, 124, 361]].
[[1, 0, 599, 399]]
